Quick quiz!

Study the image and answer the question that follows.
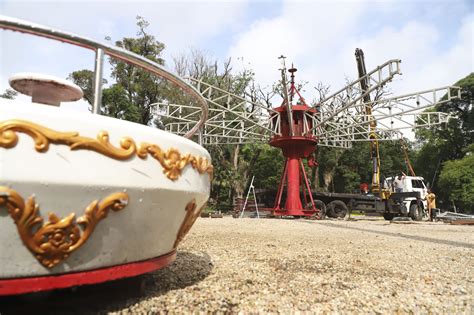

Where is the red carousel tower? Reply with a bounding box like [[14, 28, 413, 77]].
[[270, 61, 320, 217]]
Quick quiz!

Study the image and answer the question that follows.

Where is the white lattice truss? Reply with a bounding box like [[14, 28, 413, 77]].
[[153, 59, 461, 148]]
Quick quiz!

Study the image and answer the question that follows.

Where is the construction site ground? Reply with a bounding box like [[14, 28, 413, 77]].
[[1, 216, 473, 314]]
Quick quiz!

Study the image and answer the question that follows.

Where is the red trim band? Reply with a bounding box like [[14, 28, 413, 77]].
[[0, 251, 176, 296]]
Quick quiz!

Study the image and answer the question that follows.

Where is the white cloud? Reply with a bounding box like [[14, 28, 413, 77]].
[[1, 0, 251, 116], [410, 15, 474, 90], [1, 0, 472, 119], [228, 1, 369, 91], [0, 1, 248, 67], [0, 0, 248, 110], [225, 0, 473, 142], [227, 0, 473, 103], [348, 16, 473, 95], [344, 21, 440, 94]]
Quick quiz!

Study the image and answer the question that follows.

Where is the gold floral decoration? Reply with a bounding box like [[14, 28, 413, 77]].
[[0, 119, 136, 159], [138, 144, 214, 181], [0, 186, 129, 268], [0, 119, 213, 180], [190, 156, 214, 180], [174, 199, 206, 248]]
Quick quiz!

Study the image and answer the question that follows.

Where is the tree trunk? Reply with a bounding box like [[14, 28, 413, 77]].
[[311, 150, 320, 191], [323, 171, 333, 192], [231, 145, 244, 199]]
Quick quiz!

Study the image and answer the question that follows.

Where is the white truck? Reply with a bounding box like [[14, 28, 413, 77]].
[[383, 176, 429, 220], [303, 176, 428, 221]]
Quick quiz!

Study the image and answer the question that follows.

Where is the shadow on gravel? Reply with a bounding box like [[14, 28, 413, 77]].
[[0, 251, 213, 315], [309, 221, 474, 249]]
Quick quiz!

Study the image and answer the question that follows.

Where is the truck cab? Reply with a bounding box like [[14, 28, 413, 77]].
[[384, 176, 428, 219]]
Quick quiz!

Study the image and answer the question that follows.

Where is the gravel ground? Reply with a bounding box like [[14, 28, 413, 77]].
[[1, 216, 473, 314]]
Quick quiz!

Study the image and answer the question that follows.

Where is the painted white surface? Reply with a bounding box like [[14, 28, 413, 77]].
[[0, 98, 211, 277]]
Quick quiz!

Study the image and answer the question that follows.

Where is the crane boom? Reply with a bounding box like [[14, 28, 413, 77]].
[[313, 59, 401, 130], [355, 48, 381, 194], [400, 139, 416, 176]]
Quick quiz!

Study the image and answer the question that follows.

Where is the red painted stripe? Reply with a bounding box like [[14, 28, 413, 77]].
[[0, 251, 176, 296]]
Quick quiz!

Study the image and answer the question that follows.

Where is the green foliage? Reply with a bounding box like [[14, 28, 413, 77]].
[[67, 70, 100, 107], [69, 16, 166, 125], [316, 147, 342, 191], [438, 145, 474, 213], [334, 164, 361, 193], [0, 88, 18, 99], [379, 141, 411, 177], [206, 143, 271, 210], [102, 84, 141, 121], [109, 16, 166, 125], [207, 144, 235, 208], [336, 142, 371, 192], [316, 140, 408, 193], [250, 144, 284, 189], [171, 50, 265, 210], [414, 73, 474, 189]]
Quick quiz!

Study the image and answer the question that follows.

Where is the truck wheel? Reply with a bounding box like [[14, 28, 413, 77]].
[[327, 200, 348, 218], [326, 201, 336, 218], [314, 200, 326, 219], [409, 203, 422, 221], [383, 213, 395, 220]]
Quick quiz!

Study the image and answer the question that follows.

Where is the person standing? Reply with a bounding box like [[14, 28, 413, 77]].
[[393, 172, 406, 193], [425, 189, 436, 222]]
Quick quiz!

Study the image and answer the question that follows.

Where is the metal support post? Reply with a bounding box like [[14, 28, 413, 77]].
[[274, 159, 289, 210], [300, 159, 316, 210], [279, 55, 294, 136], [92, 48, 104, 114]]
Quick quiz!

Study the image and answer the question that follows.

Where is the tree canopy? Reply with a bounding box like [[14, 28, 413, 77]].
[[414, 73, 474, 211], [0, 88, 17, 100], [438, 144, 474, 212], [70, 16, 166, 125]]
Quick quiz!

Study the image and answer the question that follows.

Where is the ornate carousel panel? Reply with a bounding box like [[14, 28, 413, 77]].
[[0, 16, 211, 295]]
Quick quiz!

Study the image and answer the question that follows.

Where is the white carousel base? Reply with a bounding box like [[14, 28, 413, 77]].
[[0, 99, 211, 282]]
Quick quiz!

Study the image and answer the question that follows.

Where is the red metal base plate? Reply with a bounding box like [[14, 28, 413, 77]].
[[272, 209, 317, 217], [0, 251, 176, 296]]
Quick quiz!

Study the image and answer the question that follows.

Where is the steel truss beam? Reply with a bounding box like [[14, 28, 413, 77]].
[[317, 86, 460, 139], [314, 59, 401, 130], [152, 59, 460, 148]]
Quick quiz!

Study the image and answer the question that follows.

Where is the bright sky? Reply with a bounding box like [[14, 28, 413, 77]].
[[0, 0, 473, 114]]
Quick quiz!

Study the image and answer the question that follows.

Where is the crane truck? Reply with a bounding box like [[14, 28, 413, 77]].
[[311, 49, 427, 220]]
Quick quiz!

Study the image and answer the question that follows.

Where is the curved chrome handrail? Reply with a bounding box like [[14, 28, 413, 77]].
[[0, 15, 208, 139]]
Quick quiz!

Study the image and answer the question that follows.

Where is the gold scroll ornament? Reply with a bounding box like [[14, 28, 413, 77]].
[[174, 199, 206, 248], [0, 187, 128, 268], [0, 119, 213, 181]]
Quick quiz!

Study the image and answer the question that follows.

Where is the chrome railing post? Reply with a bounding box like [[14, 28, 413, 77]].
[[0, 16, 209, 138], [198, 127, 203, 145], [92, 48, 105, 114]]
